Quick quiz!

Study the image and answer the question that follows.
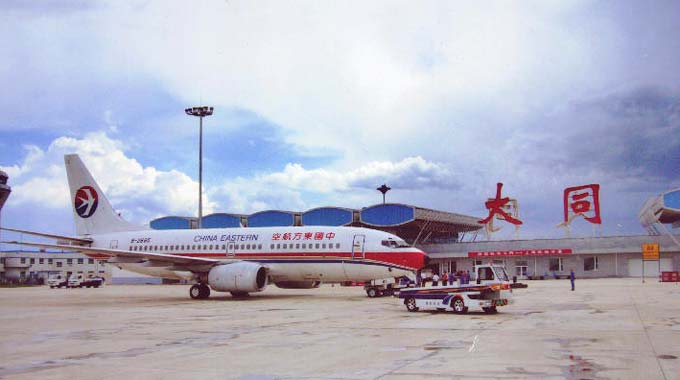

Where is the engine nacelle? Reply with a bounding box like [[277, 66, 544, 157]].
[[208, 262, 268, 293], [274, 281, 321, 289]]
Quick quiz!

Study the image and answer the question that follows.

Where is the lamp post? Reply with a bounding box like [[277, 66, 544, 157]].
[[0, 170, 11, 251], [185, 106, 214, 229], [377, 184, 391, 204]]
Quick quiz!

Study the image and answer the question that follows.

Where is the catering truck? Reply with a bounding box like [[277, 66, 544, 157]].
[[399, 264, 513, 314]]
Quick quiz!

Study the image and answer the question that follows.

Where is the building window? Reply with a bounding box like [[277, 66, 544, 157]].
[[48, 258, 53, 264], [77, 258, 84, 264], [584, 257, 598, 271], [67, 259, 73, 265], [30, 258, 35, 264], [56, 262, 63, 268], [39, 258, 44, 264], [20, 258, 26, 264], [88, 259, 94, 264], [549, 258, 563, 272]]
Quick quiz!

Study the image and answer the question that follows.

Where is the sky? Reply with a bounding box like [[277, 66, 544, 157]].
[[1, 0, 679, 242]]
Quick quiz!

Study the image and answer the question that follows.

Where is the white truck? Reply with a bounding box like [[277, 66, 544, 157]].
[[68, 274, 104, 288], [48, 274, 70, 288], [399, 264, 513, 314]]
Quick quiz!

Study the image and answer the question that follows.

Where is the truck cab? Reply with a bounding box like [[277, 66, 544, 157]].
[[48, 274, 69, 288]]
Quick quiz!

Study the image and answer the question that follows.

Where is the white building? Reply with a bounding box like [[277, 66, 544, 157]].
[[0, 250, 112, 284]]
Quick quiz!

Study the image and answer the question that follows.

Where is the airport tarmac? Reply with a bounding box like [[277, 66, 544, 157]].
[[1, 278, 679, 380]]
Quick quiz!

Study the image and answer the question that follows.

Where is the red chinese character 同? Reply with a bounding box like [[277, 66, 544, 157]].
[[314, 232, 324, 241], [563, 184, 601, 225], [478, 183, 523, 226], [272, 233, 281, 241]]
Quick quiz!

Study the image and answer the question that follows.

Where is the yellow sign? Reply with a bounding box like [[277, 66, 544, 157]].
[[642, 243, 660, 260]]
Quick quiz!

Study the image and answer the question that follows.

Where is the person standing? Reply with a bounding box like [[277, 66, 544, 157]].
[[570, 269, 575, 291], [442, 271, 448, 286], [432, 273, 440, 286]]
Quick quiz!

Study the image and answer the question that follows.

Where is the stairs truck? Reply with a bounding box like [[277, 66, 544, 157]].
[[399, 264, 513, 314]]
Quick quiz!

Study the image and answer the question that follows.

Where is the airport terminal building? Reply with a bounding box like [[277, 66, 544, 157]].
[[150, 200, 680, 280]]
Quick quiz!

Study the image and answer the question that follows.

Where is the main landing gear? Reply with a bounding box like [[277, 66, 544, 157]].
[[189, 283, 210, 299]]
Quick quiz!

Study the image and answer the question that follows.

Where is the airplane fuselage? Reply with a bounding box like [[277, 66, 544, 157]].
[[88, 226, 427, 283]]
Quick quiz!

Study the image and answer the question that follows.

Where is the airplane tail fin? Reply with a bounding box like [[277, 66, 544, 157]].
[[64, 154, 142, 236]]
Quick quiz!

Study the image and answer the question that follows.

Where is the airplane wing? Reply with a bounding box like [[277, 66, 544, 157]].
[[0, 227, 92, 245], [2, 240, 222, 272]]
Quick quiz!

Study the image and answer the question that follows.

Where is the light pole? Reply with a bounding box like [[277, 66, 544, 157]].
[[0, 170, 11, 251], [185, 106, 214, 229], [377, 184, 391, 204]]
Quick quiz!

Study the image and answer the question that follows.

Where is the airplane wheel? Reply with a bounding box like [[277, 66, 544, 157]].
[[405, 297, 419, 312], [189, 284, 202, 299], [452, 298, 467, 314], [199, 284, 210, 299]]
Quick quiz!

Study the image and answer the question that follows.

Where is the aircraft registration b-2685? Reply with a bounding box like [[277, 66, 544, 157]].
[[3, 154, 428, 299]]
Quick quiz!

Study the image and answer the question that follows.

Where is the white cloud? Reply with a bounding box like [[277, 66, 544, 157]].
[[212, 156, 457, 212], [5, 132, 211, 224]]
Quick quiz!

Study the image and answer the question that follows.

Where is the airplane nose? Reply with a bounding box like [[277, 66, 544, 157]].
[[422, 253, 430, 267]]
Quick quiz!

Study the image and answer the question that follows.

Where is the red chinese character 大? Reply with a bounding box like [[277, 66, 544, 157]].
[[325, 232, 336, 240], [478, 183, 523, 226], [564, 184, 601, 224], [303, 232, 313, 240], [314, 232, 324, 240], [272, 233, 281, 241], [282, 233, 292, 241]]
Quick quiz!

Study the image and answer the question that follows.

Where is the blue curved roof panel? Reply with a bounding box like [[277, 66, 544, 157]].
[[360, 204, 415, 226], [302, 207, 353, 226], [664, 189, 680, 211], [202, 213, 242, 228], [248, 211, 295, 227], [150, 216, 193, 230]]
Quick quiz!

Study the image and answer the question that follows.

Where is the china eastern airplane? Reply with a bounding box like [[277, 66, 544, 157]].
[[2, 154, 428, 299]]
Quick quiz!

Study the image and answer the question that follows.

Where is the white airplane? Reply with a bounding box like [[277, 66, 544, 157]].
[[3, 154, 428, 299]]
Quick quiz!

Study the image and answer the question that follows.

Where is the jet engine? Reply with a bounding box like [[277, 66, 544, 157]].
[[208, 262, 268, 293], [274, 280, 321, 289]]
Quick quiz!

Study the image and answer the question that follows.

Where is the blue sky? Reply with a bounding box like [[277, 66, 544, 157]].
[[1, 0, 679, 241]]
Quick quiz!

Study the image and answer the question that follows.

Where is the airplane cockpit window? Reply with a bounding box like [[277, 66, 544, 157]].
[[381, 238, 410, 248]]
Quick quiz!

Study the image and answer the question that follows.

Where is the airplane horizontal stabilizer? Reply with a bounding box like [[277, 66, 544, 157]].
[[0, 227, 92, 245]]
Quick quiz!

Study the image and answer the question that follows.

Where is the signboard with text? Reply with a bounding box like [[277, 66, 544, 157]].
[[468, 249, 572, 258], [642, 243, 660, 261]]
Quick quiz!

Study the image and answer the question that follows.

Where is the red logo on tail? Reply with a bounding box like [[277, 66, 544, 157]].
[[75, 186, 98, 218]]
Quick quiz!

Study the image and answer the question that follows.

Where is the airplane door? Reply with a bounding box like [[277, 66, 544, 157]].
[[109, 240, 118, 249], [226, 242, 236, 258], [352, 235, 365, 260]]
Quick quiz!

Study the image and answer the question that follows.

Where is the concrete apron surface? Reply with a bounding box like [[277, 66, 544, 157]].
[[1, 278, 679, 380]]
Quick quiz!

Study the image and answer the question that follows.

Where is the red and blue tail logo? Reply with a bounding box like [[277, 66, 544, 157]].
[[75, 186, 98, 218]]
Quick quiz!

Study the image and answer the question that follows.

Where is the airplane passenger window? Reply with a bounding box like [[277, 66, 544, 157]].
[[270, 244, 274, 249], [204, 245, 208, 250], [322, 243, 326, 249], [316, 243, 320, 249], [181, 245, 184, 250], [282, 244, 287, 249], [296, 243, 300, 249], [258, 244, 262, 249], [277, 244, 281, 249], [336, 243, 340, 249]]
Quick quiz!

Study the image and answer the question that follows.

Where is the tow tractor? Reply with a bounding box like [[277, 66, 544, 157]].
[[399, 264, 513, 314], [364, 275, 414, 297]]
